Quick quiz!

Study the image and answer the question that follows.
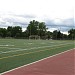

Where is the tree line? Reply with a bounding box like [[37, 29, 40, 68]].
[[0, 20, 75, 40]]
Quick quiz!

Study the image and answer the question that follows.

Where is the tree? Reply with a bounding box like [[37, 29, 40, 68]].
[[57, 31, 62, 39], [7, 26, 12, 37], [62, 34, 68, 40], [52, 30, 58, 39], [68, 29, 75, 39], [0, 28, 7, 37], [26, 20, 39, 36], [39, 22, 47, 37], [12, 26, 22, 38], [46, 31, 53, 40], [26, 20, 47, 38]]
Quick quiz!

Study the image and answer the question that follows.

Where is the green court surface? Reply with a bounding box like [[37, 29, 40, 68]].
[[0, 39, 74, 73]]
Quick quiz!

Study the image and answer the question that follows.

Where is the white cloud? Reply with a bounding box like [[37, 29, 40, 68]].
[[0, 0, 74, 33], [0, 0, 73, 18]]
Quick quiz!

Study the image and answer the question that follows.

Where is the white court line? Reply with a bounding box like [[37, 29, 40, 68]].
[[1, 48, 75, 75], [0, 45, 14, 46], [0, 48, 22, 53], [28, 43, 33, 44], [0, 43, 73, 54], [0, 47, 9, 48], [8, 48, 21, 49]]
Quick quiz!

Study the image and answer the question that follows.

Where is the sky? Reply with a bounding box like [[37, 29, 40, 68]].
[[0, 0, 74, 34]]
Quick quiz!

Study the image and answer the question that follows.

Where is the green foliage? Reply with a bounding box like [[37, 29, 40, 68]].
[[52, 30, 69, 40], [0, 28, 7, 37], [46, 31, 52, 39], [26, 20, 47, 38], [68, 29, 75, 40], [11, 26, 22, 37], [52, 30, 58, 39], [0, 20, 75, 39], [27, 20, 39, 35], [39, 22, 47, 37]]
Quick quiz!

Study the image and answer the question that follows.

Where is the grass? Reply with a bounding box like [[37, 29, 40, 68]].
[[0, 39, 74, 73]]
